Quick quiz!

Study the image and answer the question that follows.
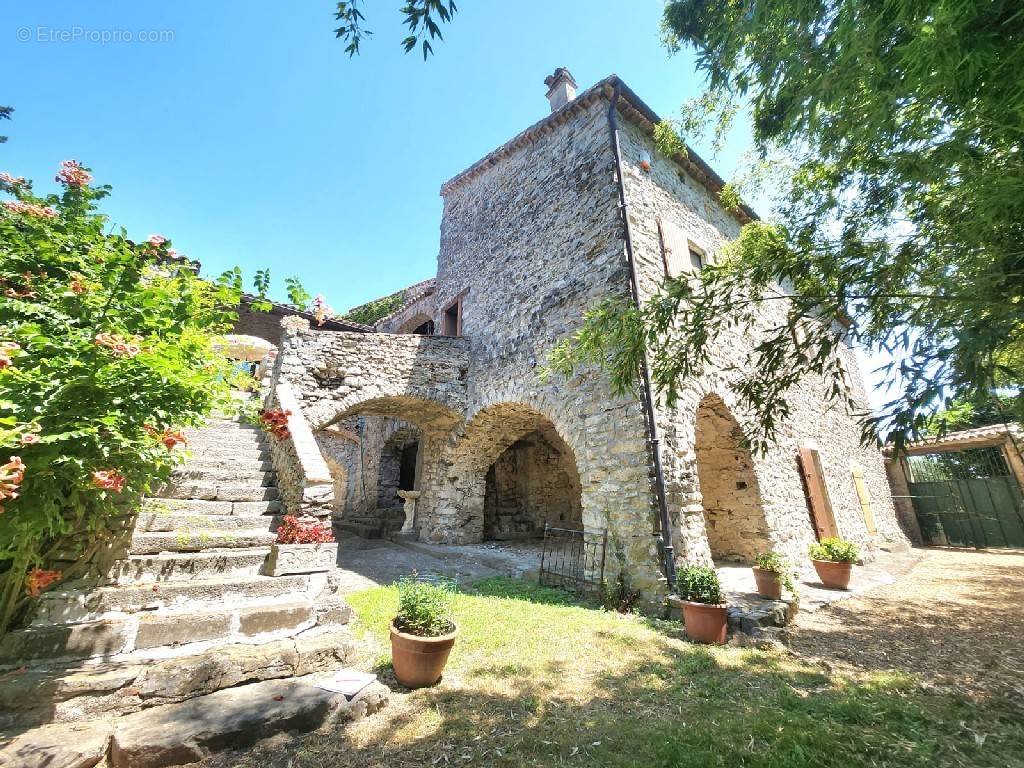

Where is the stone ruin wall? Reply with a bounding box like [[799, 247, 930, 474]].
[[433, 97, 667, 596], [616, 117, 908, 571]]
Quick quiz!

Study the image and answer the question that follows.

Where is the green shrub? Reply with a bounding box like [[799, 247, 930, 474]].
[[677, 565, 724, 605], [808, 537, 859, 563], [0, 162, 241, 635], [395, 576, 456, 636], [754, 551, 796, 593]]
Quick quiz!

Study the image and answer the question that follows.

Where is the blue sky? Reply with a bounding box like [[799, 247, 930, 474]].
[[2, 1, 752, 312]]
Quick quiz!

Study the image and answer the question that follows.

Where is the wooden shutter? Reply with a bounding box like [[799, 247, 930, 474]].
[[850, 464, 877, 536], [798, 445, 839, 540]]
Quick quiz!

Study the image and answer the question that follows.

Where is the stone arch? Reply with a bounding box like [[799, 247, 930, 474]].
[[428, 402, 584, 543], [376, 423, 422, 509], [396, 313, 435, 336], [318, 395, 462, 434], [694, 394, 771, 562]]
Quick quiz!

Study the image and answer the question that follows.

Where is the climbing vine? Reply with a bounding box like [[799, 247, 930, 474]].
[[0, 163, 242, 635]]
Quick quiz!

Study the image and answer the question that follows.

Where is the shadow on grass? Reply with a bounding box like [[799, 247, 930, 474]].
[[466, 576, 600, 607], [208, 574, 1024, 768]]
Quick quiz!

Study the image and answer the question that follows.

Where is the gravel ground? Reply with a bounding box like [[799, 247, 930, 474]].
[[788, 547, 1024, 704]]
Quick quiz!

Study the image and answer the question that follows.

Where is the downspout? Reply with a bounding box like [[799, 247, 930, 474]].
[[607, 82, 677, 592]]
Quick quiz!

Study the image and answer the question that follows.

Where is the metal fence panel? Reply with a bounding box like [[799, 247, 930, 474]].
[[538, 525, 607, 593]]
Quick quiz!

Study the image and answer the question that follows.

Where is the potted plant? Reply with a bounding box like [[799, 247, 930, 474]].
[[262, 515, 337, 576], [390, 576, 458, 688], [808, 537, 859, 590], [752, 551, 796, 600], [677, 565, 728, 644]]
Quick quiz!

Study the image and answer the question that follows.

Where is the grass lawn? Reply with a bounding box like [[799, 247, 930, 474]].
[[219, 577, 1024, 768]]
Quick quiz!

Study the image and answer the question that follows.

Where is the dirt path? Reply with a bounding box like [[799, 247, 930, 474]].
[[789, 547, 1024, 704]]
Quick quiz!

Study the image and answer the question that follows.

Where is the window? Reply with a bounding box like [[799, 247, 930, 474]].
[[441, 293, 465, 336], [657, 218, 709, 278], [689, 247, 704, 272]]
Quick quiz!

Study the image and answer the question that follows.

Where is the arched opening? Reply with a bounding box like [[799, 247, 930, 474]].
[[317, 395, 461, 540], [694, 395, 770, 562], [483, 423, 582, 540], [376, 425, 421, 509], [436, 403, 583, 543], [396, 313, 435, 336]]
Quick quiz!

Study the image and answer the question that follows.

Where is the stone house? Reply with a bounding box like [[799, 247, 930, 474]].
[[267, 69, 909, 601]]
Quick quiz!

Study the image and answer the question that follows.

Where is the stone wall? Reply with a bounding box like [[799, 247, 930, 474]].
[[483, 426, 583, 539], [432, 95, 666, 594], [616, 115, 908, 569]]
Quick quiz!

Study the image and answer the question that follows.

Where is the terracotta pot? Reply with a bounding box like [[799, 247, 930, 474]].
[[752, 567, 783, 600], [681, 601, 728, 645], [812, 559, 853, 590], [390, 620, 458, 688]]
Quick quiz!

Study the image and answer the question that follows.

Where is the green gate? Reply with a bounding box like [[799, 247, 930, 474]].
[[907, 447, 1024, 548]]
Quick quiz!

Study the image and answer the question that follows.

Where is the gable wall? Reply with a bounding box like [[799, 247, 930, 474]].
[[435, 98, 667, 596]]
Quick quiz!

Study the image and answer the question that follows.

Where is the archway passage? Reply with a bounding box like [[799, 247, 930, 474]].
[[436, 402, 585, 544], [376, 426, 421, 509], [483, 425, 583, 540], [695, 395, 771, 562]]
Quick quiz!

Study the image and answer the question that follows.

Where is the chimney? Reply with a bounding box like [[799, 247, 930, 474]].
[[544, 67, 577, 112]]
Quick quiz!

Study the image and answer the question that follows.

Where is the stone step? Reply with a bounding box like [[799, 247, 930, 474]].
[[108, 548, 272, 585], [335, 520, 387, 539], [186, 446, 272, 463], [169, 466, 276, 485], [108, 673, 388, 768], [31, 574, 313, 625], [138, 511, 273, 533], [0, 599, 329, 665], [130, 529, 277, 554], [183, 430, 268, 446], [141, 497, 281, 517], [0, 628, 358, 731], [154, 481, 280, 502], [177, 458, 275, 474]]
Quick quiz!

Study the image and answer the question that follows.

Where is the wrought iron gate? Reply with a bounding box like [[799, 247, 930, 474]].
[[538, 525, 607, 593], [907, 447, 1024, 548]]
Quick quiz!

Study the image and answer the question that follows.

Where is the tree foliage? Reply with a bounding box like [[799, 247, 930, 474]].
[[334, 0, 458, 59], [284, 276, 312, 310], [0, 164, 242, 633], [552, 0, 1024, 452], [0, 106, 11, 144]]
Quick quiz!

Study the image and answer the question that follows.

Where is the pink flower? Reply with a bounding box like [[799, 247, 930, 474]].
[[91, 468, 125, 493], [311, 295, 334, 327], [0, 172, 26, 188], [19, 433, 40, 446], [3, 200, 57, 219], [0, 342, 20, 370], [147, 234, 168, 246], [25, 568, 61, 598], [0, 456, 26, 512], [70, 279, 86, 295], [55, 160, 92, 188], [94, 332, 142, 358]]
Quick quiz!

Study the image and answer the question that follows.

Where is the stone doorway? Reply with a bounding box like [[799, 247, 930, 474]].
[[694, 395, 771, 562], [377, 427, 421, 509], [482, 426, 583, 540]]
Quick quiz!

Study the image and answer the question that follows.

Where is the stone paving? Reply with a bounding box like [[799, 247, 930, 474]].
[[328, 533, 542, 594]]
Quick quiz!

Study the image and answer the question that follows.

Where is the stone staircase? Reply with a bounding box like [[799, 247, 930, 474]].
[[0, 414, 381, 745]]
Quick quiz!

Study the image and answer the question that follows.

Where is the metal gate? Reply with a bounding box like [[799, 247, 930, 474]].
[[907, 447, 1024, 548], [538, 525, 607, 593]]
